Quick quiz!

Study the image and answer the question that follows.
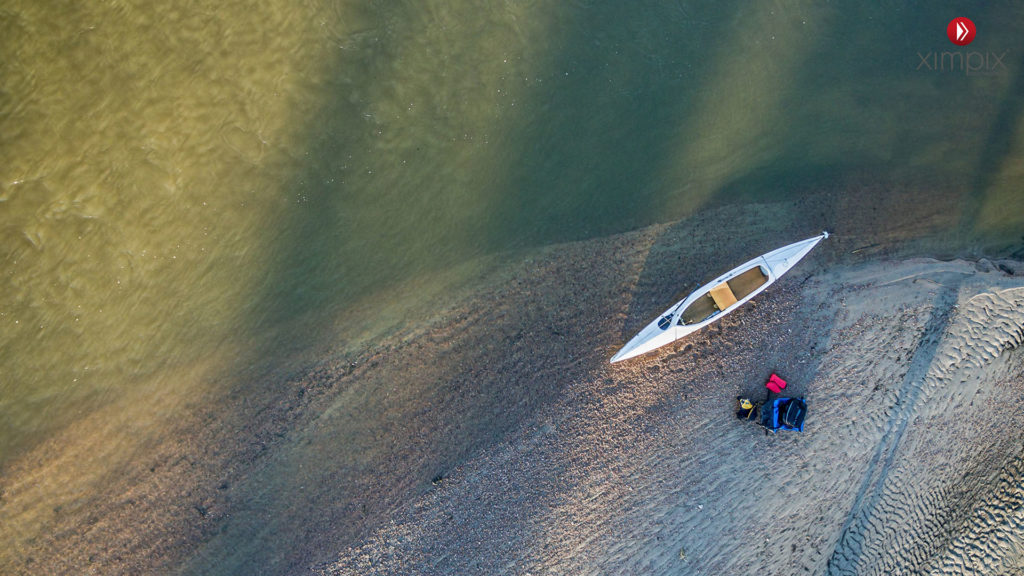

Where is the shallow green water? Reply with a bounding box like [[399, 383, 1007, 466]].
[[1, 0, 1022, 513]]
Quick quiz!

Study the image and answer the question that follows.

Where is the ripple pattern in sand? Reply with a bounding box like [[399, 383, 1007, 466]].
[[827, 286, 1024, 576]]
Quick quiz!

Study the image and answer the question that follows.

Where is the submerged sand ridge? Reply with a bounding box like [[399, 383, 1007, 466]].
[[323, 259, 1024, 576]]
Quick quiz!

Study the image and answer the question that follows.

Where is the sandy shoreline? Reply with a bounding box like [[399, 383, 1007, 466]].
[[1, 207, 1023, 575]]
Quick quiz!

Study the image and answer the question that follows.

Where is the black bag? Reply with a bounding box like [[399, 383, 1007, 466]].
[[779, 399, 806, 430]]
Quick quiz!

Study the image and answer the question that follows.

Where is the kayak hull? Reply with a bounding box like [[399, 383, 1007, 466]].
[[610, 233, 828, 363]]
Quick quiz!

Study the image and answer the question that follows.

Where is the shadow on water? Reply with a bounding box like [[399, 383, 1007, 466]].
[[177, 3, 746, 575], [479, 2, 738, 250]]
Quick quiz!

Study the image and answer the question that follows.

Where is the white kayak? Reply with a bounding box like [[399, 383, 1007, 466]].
[[610, 232, 829, 363]]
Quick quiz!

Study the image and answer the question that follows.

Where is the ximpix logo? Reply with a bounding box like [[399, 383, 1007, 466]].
[[917, 50, 1008, 76], [916, 17, 1007, 76]]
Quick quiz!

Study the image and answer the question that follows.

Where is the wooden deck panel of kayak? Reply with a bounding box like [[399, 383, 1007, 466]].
[[680, 266, 769, 326], [709, 283, 739, 310]]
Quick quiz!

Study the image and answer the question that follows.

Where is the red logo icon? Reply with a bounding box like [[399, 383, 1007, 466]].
[[947, 17, 976, 46]]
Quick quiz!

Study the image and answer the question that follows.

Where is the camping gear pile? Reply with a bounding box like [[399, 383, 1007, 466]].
[[736, 373, 807, 434]]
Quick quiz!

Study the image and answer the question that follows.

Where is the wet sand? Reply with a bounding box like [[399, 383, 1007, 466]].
[[1, 198, 1023, 575]]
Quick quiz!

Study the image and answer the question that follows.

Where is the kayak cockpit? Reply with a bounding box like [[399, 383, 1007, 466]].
[[679, 265, 769, 325]]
